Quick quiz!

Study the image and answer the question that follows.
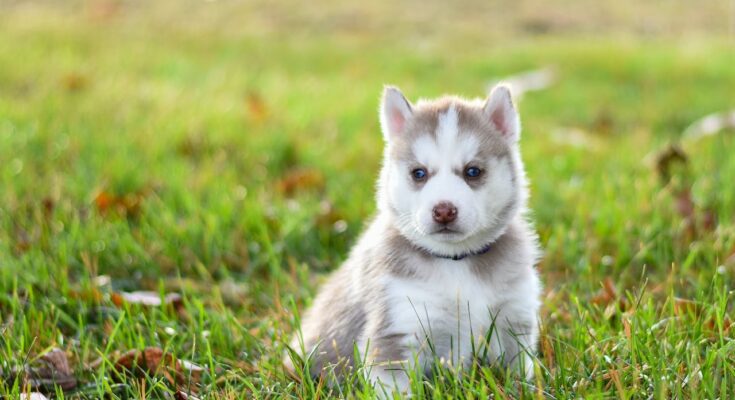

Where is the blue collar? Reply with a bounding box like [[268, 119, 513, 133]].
[[429, 242, 493, 261]]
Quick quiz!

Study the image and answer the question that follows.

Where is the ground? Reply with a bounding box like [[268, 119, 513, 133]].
[[1, 1, 734, 398]]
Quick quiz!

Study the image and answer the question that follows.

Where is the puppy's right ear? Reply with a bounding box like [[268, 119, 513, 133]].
[[380, 86, 413, 142]]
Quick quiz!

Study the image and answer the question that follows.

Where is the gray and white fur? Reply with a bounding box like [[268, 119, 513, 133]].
[[287, 85, 542, 395]]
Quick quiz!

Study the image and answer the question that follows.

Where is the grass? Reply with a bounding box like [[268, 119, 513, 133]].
[[1, 2, 735, 398]]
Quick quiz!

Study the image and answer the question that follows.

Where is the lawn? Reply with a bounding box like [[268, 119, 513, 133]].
[[1, 1, 734, 398]]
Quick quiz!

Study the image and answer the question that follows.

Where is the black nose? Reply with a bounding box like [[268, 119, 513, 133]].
[[432, 202, 458, 224]]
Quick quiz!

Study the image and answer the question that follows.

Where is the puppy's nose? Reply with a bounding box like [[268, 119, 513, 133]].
[[432, 202, 458, 224]]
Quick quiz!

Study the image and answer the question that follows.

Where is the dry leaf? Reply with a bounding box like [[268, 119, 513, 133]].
[[0, 348, 78, 392], [591, 108, 615, 136], [40, 348, 73, 377], [591, 277, 617, 305], [12, 225, 32, 254], [705, 315, 733, 336], [701, 209, 717, 232], [276, 168, 325, 196], [673, 298, 733, 337], [591, 277, 627, 311], [87, 0, 122, 21], [673, 297, 700, 316], [112, 347, 204, 389], [42, 197, 55, 217], [69, 288, 104, 303], [31, 348, 77, 391], [115, 347, 171, 372], [654, 144, 688, 184], [60, 73, 88, 92], [622, 317, 632, 340], [94, 190, 143, 217], [674, 189, 695, 220], [539, 332, 555, 368], [246, 91, 268, 122]]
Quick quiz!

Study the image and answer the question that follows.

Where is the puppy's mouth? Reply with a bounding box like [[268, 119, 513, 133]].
[[432, 226, 462, 235]]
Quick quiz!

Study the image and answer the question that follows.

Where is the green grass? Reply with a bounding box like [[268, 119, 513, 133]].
[[1, 3, 735, 399]]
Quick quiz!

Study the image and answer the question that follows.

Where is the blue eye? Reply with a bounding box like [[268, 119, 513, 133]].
[[411, 168, 427, 181], [465, 167, 482, 178]]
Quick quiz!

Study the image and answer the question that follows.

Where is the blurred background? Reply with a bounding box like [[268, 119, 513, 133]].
[[2, 0, 733, 274], [1, 0, 735, 397]]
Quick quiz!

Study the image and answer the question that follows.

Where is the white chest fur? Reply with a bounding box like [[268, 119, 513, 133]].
[[381, 258, 508, 367]]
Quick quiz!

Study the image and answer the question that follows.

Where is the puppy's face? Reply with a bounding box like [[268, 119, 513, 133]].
[[378, 86, 524, 256]]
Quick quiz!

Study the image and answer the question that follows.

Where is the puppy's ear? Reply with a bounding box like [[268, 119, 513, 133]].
[[484, 85, 520, 142], [380, 86, 413, 142]]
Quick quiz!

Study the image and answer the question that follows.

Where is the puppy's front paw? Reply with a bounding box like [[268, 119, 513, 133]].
[[371, 366, 411, 399]]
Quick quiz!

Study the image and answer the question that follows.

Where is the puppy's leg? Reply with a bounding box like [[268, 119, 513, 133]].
[[363, 333, 415, 397], [371, 363, 410, 398], [494, 310, 538, 379]]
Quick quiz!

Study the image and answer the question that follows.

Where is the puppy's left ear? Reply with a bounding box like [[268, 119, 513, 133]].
[[484, 85, 520, 142]]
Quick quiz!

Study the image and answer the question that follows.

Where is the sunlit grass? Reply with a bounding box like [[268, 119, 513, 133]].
[[1, 3, 734, 398]]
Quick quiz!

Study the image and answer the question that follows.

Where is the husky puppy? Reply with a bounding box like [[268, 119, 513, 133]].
[[288, 85, 542, 394]]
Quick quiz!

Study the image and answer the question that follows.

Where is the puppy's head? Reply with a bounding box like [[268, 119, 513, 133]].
[[378, 85, 526, 257]]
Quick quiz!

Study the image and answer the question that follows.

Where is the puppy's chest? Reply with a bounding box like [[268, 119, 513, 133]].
[[383, 260, 501, 336]]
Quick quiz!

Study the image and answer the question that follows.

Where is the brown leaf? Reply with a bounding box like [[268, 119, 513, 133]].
[[539, 332, 555, 368], [69, 288, 104, 304], [87, 0, 122, 21], [654, 144, 688, 184], [674, 189, 697, 240], [276, 168, 325, 196], [94, 190, 143, 217], [34, 348, 77, 391], [705, 315, 733, 336], [674, 189, 695, 220], [591, 277, 627, 311], [42, 197, 55, 217], [112, 347, 203, 389], [246, 91, 268, 122], [673, 297, 700, 316], [110, 292, 125, 307], [701, 208, 717, 232], [591, 277, 617, 305], [1, 348, 79, 392], [591, 108, 615, 135], [176, 132, 210, 159], [40, 348, 72, 377], [622, 317, 632, 340], [60, 73, 88, 92], [115, 347, 171, 372], [673, 299, 733, 338], [12, 225, 32, 254]]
